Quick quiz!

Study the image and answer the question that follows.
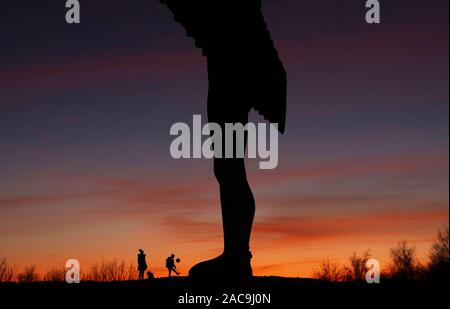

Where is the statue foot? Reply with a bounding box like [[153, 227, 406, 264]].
[[189, 252, 253, 280]]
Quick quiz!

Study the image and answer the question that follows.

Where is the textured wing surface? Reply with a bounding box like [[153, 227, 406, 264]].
[[160, 0, 287, 133]]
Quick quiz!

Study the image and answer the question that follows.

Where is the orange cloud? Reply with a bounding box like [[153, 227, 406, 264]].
[[0, 152, 447, 277]]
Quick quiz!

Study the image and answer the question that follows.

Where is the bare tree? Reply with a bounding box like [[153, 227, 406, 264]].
[[0, 256, 18, 282], [312, 259, 343, 282], [342, 250, 372, 281], [17, 265, 39, 283], [429, 227, 449, 266], [389, 241, 418, 281], [426, 227, 449, 282]]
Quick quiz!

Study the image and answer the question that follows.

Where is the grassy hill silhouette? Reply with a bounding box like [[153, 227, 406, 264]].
[[1, 276, 447, 307]]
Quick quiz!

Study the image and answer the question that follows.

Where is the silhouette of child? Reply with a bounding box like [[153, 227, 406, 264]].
[[166, 254, 180, 277]]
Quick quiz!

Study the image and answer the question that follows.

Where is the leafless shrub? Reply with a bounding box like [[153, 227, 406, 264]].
[[342, 250, 372, 281], [0, 256, 18, 282], [43, 267, 66, 282], [429, 227, 449, 266], [426, 227, 449, 282], [388, 241, 420, 281], [83, 259, 137, 282], [312, 259, 343, 282], [17, 265, 39, 283]]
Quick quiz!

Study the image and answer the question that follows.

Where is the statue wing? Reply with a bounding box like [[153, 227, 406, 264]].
[[160, 0, 287, 133], [159, 0, 208, 52]]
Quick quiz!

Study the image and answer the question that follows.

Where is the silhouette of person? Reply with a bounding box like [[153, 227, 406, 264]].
[[137, 249, 148, 280], [166, 254, 180, 277], [160, 0, 286, 279]]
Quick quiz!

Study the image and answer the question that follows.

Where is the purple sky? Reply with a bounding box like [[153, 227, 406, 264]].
[[0, 0, 448, 277]]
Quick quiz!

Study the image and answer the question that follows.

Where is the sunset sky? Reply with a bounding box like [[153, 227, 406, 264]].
[[0, 0, 448, 278]]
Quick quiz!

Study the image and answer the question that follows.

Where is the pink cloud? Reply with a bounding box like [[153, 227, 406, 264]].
[[250, 152, 448, 186], [0, 50, 204, 97]]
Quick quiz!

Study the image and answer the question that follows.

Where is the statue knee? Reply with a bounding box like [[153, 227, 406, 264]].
[[214, 159, 246, 185], [213, 160, 228, 184]]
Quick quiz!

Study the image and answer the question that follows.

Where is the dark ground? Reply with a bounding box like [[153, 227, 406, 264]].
[[0, 277, 447, 307]]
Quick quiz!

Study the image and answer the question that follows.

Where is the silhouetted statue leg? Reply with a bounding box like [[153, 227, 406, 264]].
[[218, 158, 255, 256], [160, 0, 287, 280], [189, 52, 255, 279]]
